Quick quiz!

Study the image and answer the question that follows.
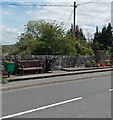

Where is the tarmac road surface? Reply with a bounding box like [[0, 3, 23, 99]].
[[2, 71, 112, 118]]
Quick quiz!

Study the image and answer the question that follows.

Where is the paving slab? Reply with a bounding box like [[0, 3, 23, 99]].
[[61, 67, 108, 71], [8, 67, 113, 81], [1, 67, 113, 91]]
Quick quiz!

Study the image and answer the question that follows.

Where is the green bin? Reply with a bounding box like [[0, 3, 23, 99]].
[[4, 62, 15, 72]]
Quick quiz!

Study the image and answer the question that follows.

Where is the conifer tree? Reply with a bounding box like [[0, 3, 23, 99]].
[[93, 23, 113, 54]]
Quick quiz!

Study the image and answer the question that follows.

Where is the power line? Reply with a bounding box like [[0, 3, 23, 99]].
[[0, 0, 103, 7], [0, 3, 73, 7], [1, 0, 103, 31], [64, 8, 74, 28], [77, 0, 103, 7], [0, 0, 103, 8]]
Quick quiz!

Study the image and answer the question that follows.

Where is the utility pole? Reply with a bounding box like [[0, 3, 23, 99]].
[[74, 1, 76, 38]]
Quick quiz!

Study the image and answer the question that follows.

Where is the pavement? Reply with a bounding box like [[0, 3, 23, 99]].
[[1, 67, 113, 91]]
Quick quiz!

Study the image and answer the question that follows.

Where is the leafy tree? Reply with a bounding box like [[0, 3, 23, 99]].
[[12, 20, 77, 55], [74, 39, 94, 56], [67, 24, 93, 55], [67, 24, 86, 41], [110, 42, 113, 56], [10, 20, 94, 56]]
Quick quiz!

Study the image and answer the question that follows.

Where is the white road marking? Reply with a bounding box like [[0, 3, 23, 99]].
[[109, 89, 113, 92], [1, 97, 82, 119]]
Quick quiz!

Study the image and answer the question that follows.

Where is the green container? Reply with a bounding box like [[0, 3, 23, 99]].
[[4, 62, 15, 72]]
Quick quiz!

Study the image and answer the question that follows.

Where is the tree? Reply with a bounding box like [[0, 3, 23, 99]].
[[10, 20, 94, 56], [67, 24, 86, 41], [74, 39, 94, 56], [67, 24, 93, 56], [93, 26, 99, 43], [12, 20, 77, 55], [106, 23, 113, 46], [93, 23, 113, 54]]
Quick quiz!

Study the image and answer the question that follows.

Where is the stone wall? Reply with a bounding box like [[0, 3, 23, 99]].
[[2, 55, 97, 70]]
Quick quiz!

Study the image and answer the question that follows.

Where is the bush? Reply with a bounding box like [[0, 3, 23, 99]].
[[104, 60, 113, 67], [84, 61, 92, 67], [0, 76, 9, 84], [91, 60, 96, 67], [104, 60, 110, 64], [84, 60, 96, 67]]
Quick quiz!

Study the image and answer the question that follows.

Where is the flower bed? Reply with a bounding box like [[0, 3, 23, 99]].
[[96, 60, 113, 68]]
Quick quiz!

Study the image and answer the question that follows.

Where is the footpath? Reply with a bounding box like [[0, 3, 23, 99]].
[[1, 67, 113, 91]]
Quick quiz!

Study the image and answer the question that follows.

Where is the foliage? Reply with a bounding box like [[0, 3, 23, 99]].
[[67, 24, 86, 41], [104, 60, 112, 64], [84, 61, 92, 67], [91, 60, 96, 67], [0, 76, 9, 84], [106, 42, 113, 56], [66, 24, 94, 56], [74, 39, 94, 56], [8, 20, 94, 56], [93, 23, 113, 55], [84, 60, 96, 67], [2, 45, 17, 55], [11, 20, 68, 55], [0, 46, 2, 56]]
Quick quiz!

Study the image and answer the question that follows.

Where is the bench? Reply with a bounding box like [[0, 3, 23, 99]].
[[15, 60, 44, 75]]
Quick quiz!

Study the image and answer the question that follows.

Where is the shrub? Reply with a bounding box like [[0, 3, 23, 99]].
[[91, 60, 96, 67], [105, 60, 110, 64], [84, 61, 92, 67], [0, 76, 9, 84]]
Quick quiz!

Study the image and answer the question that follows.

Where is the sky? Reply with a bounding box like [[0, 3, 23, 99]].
[[0, 0, 113, 45]]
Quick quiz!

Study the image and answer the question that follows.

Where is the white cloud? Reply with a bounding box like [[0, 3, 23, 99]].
[[76, 1, 111, 38], [80, 25, 96, 37], [78, 5, 110, 25], [1, 0, 113, 44], [25, 0, 111, 39], [26, 6, 73, 23], [0, 25, 23, 45], [2, 11, 11, 16]]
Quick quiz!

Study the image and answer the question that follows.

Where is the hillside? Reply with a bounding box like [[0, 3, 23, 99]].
[[2, 44, 16, 55]]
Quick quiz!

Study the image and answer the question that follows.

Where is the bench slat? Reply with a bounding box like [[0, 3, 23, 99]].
[[16, 60, 44, 75], [23, 67, 43, 71]]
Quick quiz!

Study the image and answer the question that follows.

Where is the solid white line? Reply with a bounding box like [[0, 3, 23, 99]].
[[109, 89, 113, 92], [1, 97, 82, 119]]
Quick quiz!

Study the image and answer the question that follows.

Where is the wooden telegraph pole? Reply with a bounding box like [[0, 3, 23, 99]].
[[74, 1, 76, 38]]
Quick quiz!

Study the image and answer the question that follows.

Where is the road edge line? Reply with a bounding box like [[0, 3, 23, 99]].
[[1, 97, 82, 119]]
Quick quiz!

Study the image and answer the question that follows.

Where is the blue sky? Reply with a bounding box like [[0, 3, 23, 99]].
[[0, 0, 112, 45], [2, 2, 44, 28]]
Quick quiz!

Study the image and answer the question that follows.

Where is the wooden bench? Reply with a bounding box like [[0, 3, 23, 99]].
[[15, 60, 44, 75]]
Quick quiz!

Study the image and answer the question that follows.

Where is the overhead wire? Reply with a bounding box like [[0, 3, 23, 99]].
[[1, 0, 103, 30], [77, 0, 103, 7], [0, 2, 73, 7], [64, 8, 74, 29], [0, 0, 103, 7]]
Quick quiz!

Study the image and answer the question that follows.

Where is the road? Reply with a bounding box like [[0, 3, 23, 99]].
[[2, 71, 112, 118]]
